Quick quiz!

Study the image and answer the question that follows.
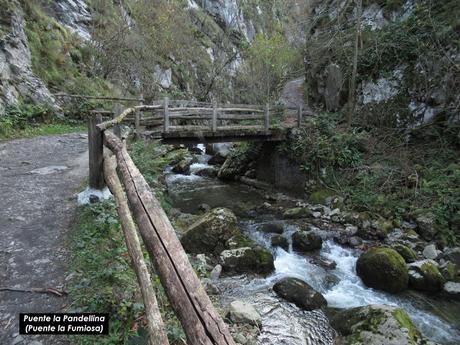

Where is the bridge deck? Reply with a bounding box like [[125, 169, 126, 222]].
[[161, 126, 287, 144]]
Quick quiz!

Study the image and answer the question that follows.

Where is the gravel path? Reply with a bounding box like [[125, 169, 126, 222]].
[[0, 133, 88, 345]]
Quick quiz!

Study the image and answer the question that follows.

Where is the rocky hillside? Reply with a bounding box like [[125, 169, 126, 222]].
[[0, 0, 305, 115], [304, 0, 459, 128]]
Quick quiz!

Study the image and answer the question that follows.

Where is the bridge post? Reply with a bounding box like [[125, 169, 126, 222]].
[[212, 100, 217, 132], [88, 113, 105, 190], [297, 105, 303, 128], [264, 103, 270, 132], [163, 97, 169, 133], [113, 104, 122, 138]]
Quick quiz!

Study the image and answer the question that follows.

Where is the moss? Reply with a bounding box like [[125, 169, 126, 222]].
[[283, 207, 313, 219], [392, 308, 422, 345], [442, 261, 458, 281], [356, 247, 408, 293], [309, 189, 336, 205], [393, 244, 418, 263]]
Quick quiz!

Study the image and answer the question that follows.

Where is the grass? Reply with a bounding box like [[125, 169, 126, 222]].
[[69, 200, 187, 345], [0, 122, 85, 141]]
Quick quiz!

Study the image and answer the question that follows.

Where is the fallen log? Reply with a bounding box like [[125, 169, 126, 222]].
[[103, 131, 235, 345], [103, 155, 169, 345]]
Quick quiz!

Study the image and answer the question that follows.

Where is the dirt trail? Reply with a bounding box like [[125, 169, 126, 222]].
[[0, 133, 88, 345]]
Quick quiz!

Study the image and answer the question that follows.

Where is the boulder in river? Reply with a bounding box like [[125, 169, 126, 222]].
[[226, 300, 261, 327], [292, 231, 322, 252], [442, 247, 460, 267], [273, 277, 327, 311], [330, 304, 428, 345], [282, 207, 313, 219], [392, 243, 418, 263], [181, 208, 239, 255], [220, 246, 274, 275], [260, 222, 284, 234], [172, 157, 193, 174], [356, 247, 408, 293], [271, 235, 289, 251], [408, 260, 445, 292]]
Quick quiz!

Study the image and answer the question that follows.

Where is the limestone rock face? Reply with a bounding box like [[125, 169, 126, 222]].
[[273, 277, 327, 311], [180, 208, 239, 255], [356, 247, 408, 293], [226, 300, 261, 327], [0, 1, 55, 112], [408, 260, 445, 292], [330, 304, 428, 345]]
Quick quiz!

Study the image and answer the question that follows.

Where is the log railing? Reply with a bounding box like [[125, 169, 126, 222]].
[[88, 108, 237, 345]]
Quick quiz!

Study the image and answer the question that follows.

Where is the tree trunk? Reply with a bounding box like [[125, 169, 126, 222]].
[[347, 0, 362, 128]]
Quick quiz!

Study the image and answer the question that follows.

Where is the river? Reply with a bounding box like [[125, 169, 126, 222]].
[[165, 147, 460, 345]]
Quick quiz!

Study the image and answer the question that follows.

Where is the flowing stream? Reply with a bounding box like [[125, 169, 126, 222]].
[[165, 147, 460, 345]]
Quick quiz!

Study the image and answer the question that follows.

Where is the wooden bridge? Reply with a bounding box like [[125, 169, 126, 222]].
[[102, 99, 306, 143]]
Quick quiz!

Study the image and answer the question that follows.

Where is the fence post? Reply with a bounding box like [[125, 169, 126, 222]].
[[135, 111, 141, 139], [113, 104, 122, 138], [163, 97, 169, 133], [88, 114, 105, 190], [264, 103, 270, 131], [297, 105, 303, 128], [212, 100, 217, 132]]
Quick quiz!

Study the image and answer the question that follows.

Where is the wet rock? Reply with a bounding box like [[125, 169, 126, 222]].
[[330, 304, 428, 345], [442, 282, 460, 300], [282, 207, 313, 219], [227, 300, 261, 327], [292, 231, 322, 253], [181, 208, 239, 255], [422, 244, 439, 260], [324, 274, 340, 289], [348, 236, 363, 247], [260, 222, 284, 234], [439, 261, 457, 281], [202, 278, 220, 295], [358, 219, 393, 240], [273, 277, 327, 311], [271, 235, 289, 251], [393, 244, 418, 263], [415, 213, 437, 240], [220, 247, 274, 274], [208, 153, 227, 165], [443, 247, 460, 267], [172, 157, 193, 174], [408, 260, 445, 292], [209, 264, 222, 281], [356, 247, 408, 293], [225, 233, 254, 249], [195, 166, 218, 178]]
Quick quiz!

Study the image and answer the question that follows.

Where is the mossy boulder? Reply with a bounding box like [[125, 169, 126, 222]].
[[282, 207, 313, 219], [260, 222, 284, 234], [356, 247, 408, 293], [309, 189, 335, 205], [220, 246, 274, 275], [408, 260, 445, 292], [271, 235, 289, 251], [392, 244, 418, 263], [292, 231, 323, 252], [181, 208, 239, 255], [415, 213, 438, 241], [330, 304, 427, 345], [172, 157, 192, 174], [273, 278, 327, 311]]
